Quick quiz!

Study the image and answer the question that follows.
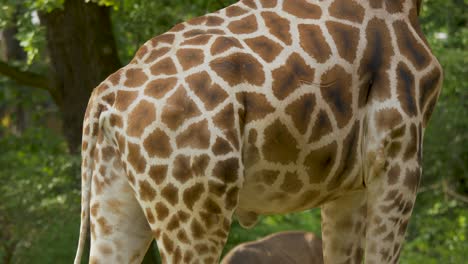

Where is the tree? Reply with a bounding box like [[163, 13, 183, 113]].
[[0, 0, 121, 153]]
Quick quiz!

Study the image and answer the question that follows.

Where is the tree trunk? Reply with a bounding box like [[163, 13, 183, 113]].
[[1, 14, 29, 134], [38, 0, 121, 153]]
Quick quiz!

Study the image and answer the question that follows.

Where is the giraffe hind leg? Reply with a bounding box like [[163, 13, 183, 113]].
[[89, 139, 153, 264], [134, 153, 243, 264]]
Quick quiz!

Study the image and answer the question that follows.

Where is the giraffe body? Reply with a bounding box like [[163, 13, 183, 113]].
[[75, 0, 443, 263]]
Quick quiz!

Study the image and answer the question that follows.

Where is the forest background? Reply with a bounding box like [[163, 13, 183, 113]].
[[0, 0, 466, 263]]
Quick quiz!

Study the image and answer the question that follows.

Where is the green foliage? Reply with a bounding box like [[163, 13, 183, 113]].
[[420, 0, 467, 49], [111, 0, 236, 62], [0, 127, 80, 263], [0, 0, 48, 64]]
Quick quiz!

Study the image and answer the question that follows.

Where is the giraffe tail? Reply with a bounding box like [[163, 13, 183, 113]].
[[74, 90, 102, 264]]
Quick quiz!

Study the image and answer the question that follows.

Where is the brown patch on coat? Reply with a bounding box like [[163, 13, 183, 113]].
[[162, 233, 174, 253], [176, 120, 211, 149], [359, 18, 393, 101], [260, 0, 277, 8], [283, 0, 321, 19], [143, 128, 173, 158], [176, 48, 205, 70], [97, 217, 112, 236], [396, 62, 417, 117], [304, 142, 338, 184], [191, 219, 205, 239], [211, 36, 243, 56], [167, 214, 180, 231], [404, 168, 420, 193], [375, 108, 403, 132], [387, 164, 400, 185], [151, 34, 175, 46], [225, 5, 248, 17], [329, 0, 365, 23], [145, 77, 178, 99], [186, 71, 228, 110], [102, 92, 115, 106], [286, 94, 316, 134], [245, 36, 283, 63], [183, 183, 205, 209], [225, 186, 239, 210], [228, 14, 258, 34], [213, 104, 239, 149], [213, 158, 239, 183], [172, 154, 193, 183], [327, 122, 359, 190], [161, 86, 201, 130], [108, 69, 123, 85], [385, 1, 404, 13], [260, 170, 280, 185], [127, 142, 146, 173], [309, 110, 333, 142], [115, 90, 138, 112], [272, 53, 315, 100], [242, 0, 257, 8], [369, 0, 383, 8], [326, 21, 360, 63], [280, 172, 303, 193], [237, 92, 275, 123], [299, 24, 332, 63], [210, 53, 265, 86], [144, 47, 171, 64], [149, 165, 168, 185], [91, 202, 99, 217], [203, 198, 222, 214], [181, 35, 212, 46], [419, 67, 442, 113], [161, 183, 179, 205], [212, 137, 234, 155], [262, 119, 299, 164], [261, 12, 292, 45], [127, 100, 156, 137], [404, 124, 418, 161], [124, 68, 148, 87], [393, 20, 431, 70], [150, 57, 177, 76], [155, 202, 169, 220], [194, 154, 211, 176], [139, 180, 156, 201], [320, 65, 353, 128]]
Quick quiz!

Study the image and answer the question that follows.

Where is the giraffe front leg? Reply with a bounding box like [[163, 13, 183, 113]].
[[364, 159, 420, 263], [321, 190, 367, 264], [364, 122, 423, 263]]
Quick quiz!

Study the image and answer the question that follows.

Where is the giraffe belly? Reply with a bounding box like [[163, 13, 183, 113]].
[[237, 118, 365, 215], [237, 162, 363, 215]]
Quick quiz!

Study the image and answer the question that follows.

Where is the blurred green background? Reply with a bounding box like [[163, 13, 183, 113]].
[[0, 0, 466, 263]]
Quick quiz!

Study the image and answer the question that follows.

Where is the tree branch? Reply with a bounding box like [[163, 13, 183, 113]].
[[446, 188, 468, 204], [0, 61, 53, 91], [444, 181, 468, 204]]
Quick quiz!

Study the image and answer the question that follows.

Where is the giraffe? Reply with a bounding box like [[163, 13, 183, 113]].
[[221, 231, 323, 264], [74, 0, 443, 263]]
